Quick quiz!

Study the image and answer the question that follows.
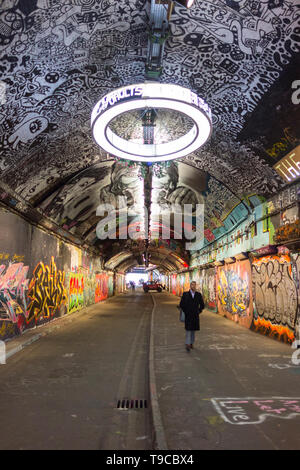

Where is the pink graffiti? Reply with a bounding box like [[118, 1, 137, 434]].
[[212, 397, 300, 425], [254, 401, 286, 414], [0, 263, 29, 323]]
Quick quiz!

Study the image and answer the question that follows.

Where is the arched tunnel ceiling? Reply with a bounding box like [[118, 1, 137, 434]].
[[105, 245, 189, 272], [0, 0, 299, 270]]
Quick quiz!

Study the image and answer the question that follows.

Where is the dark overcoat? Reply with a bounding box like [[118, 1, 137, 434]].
[[179, 291, 205, 331]]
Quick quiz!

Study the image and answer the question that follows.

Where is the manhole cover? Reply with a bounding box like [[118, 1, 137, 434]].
[[117, 399, 148, 410]]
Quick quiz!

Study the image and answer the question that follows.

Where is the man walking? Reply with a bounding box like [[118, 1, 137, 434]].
[[180, 281, 204, 352]]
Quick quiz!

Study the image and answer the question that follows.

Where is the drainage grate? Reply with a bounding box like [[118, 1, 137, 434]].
[[117, 399, 148, 410]]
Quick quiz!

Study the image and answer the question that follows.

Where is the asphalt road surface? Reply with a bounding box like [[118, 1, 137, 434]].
[[0, 292, 153, 450]]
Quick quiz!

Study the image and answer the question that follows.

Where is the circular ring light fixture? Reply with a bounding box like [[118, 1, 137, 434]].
[[91, 83, 212, 163]]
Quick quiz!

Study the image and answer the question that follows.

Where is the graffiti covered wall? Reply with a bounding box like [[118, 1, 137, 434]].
[[216, 260, 253, 329], [171, 274, 177, 296], [170, 253, 300, 344], [0, 208, 116, 341], [27, 257, 68, 326], [68, 272, 85, 313], [193, 267, 217, 311], [95, 273, 114, 302], [116, 273, 125, 294], [169, 183, 300, 343], [0, 260, 29, 338], [251, 254, 298, 343]]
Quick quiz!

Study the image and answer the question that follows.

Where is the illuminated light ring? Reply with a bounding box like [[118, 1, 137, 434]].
[[91, 83, 212, 163]]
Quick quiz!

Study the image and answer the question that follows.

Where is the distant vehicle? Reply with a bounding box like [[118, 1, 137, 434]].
[[143, 281, 162, 293]]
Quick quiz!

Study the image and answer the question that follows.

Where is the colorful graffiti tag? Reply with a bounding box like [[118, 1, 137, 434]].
[[83, 273, 96, 306], [171, 274, 177, 296], [68, 272, 85, 313], [194, 268, 217, 311], [0, 257, 67, 338], [251, 255, 298, 343], [217, 260, 252, 328], [27, 257, 67, 325], [95, 273, 113, 302], [0, 262, 29, 334], [218, 270, 249, 316], [172, 272, 191, 297], [183, 272, 190, 296]]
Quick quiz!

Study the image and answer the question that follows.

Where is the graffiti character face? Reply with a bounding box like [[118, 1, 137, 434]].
[[45, 72, 60, 84], [8, 114, 49, 149], [29, 119, 42, 133]]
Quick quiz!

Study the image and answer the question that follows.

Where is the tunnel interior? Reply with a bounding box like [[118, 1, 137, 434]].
[[0, 0, 299, 345]]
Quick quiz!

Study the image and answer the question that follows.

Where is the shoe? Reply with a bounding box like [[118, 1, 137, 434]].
[[185, 345, 190, 352]]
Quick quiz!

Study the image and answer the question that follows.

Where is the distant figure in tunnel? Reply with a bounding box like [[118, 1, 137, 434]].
[[130, 281, 135, 291], [179, 281, 204, 352]]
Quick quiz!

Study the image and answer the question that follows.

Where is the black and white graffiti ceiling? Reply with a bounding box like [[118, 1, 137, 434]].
[[0, 0, 299, 267]]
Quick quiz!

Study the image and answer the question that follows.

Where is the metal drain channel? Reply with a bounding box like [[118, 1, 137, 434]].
[[117, 399, 148, 410]]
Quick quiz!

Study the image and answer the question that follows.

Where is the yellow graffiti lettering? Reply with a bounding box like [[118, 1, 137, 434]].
[[27, 257, 67, 324]]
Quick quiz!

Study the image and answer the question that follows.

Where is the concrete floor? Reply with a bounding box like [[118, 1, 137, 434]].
[[153, 293, 300, 450], [0, 292, 153, 450], [1, 290, 300, 450]]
